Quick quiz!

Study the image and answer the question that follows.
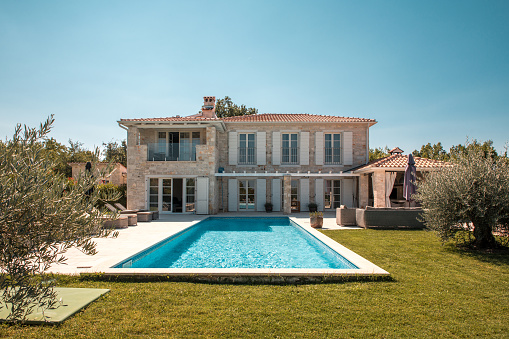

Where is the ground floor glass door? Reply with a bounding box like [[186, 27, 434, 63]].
[[148, 177, 196, 213], [325, 180, 341, 209], [238, 179, 255, 210]]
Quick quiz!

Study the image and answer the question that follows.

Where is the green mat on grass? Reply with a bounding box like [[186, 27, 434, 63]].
[[0, 287, 110, 324]]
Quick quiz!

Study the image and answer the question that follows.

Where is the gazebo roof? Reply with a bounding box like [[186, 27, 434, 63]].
[[353, 154, 450, 172]]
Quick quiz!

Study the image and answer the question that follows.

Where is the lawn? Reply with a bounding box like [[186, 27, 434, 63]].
[[1, 229, 508, 338]]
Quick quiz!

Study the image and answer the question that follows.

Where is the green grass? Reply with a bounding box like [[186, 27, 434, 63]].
[[1, 230, 508, 338]]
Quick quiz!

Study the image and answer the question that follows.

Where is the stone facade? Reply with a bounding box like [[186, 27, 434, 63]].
[[216, 122, 370, 213], [126, 125, 218, 213], [119, 98, 376, 215]]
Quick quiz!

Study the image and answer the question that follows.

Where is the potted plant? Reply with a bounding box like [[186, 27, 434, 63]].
[[310, 211, 323, 228], [308, 202, 318, 212], [264, 202, 273, 213]]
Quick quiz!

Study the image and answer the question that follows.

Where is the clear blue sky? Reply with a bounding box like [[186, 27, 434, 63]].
[[1, 0, 508, 154]]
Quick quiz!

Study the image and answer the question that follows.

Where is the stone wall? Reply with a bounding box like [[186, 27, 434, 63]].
[[126, 125, 218, 212], [217, 122, 369, 212], [126, 121, 370, 213]]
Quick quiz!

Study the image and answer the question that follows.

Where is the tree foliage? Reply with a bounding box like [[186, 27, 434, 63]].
[[449, 139, 499, 160], [412, 142, 450, 161], [67, 139, 98, 164], [412, 139, 504, 162], [0, 116, 119, 322], [369, 146, 390, 161], [414, 144, 509, 249], [102, 140, 127, 167], [215, 96, 258, 118]]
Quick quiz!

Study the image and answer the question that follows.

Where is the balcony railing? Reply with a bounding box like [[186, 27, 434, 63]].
[[147, 143, 197, 161]]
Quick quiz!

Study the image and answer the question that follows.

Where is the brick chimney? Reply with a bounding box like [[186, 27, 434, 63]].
[[201, 96, 216, 118]]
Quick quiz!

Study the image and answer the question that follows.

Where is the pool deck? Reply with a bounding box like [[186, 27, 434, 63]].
[[47, 212, 389, 281]]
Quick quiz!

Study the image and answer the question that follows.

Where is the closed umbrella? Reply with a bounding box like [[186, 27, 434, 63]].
[[403, 154, 417, 201]]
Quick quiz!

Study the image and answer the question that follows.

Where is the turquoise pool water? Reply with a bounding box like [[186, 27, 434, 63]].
[[114, 217, 358, 269]]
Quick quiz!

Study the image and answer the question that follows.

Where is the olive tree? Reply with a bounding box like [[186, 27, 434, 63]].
[[414, 145, 509, 249], [0, 117, 118, 322]]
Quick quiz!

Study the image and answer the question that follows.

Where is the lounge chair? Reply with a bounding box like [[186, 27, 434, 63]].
[[101, 215, 129, 229], [104, 203, 138, 226], [114, 203, 159, 220]]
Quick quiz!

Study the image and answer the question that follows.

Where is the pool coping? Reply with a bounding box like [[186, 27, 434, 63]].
[[87, 216, 389, 280]]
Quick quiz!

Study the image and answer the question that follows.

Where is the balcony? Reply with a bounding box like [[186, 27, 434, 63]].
[[147, 143, 197, 161]]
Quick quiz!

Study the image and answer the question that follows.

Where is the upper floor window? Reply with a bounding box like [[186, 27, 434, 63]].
[[149, 131, 200, 161], [282, 133, 298, 165], [324, 133, 341, 164], [238, 133, 256, 165]]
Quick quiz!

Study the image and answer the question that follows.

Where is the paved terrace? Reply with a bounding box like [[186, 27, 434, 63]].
[[47, 211, 362, 275]]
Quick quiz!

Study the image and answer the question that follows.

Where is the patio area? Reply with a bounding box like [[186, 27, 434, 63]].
[[47, 211, 361, 276]]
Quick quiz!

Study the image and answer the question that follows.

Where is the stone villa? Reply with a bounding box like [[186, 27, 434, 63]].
[[118, 97, 446, 215]]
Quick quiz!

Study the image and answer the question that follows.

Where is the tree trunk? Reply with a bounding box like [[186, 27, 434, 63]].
[[472, 219, 497, 249]]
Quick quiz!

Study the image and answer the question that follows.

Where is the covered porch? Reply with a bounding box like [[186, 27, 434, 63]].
[[215, 171, 360, 214]]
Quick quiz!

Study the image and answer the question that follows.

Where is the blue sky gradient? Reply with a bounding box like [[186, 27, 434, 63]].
[[1, 0, 508, 154]]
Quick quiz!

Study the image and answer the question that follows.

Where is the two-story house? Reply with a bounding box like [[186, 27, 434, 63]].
[[118, 97, 377, 215]]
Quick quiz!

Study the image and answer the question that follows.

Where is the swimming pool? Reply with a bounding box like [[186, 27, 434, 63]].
[[114, 217, 357, 269], [105, 216, 389, 282]]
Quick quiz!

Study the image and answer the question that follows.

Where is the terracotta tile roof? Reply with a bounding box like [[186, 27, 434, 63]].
[[222, 113, 376, 123], [355, 154, 450, 171], [120, 113, 376, 123], [119, 116, 220, 122]]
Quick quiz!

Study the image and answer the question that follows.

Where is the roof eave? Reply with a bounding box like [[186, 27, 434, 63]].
[[117, 119, 226, 132]]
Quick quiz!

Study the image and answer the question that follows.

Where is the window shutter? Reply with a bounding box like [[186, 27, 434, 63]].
[[341, 178, 355, 208], [229, 132, 237, 165], [300, 132, 309, 165], [228, 179, 238, 212], [315, 179, 324, 211], [272, 132, 280, 165], [315, 132, 324, 165], [256, 179, 266, 211], [300, 178, 309, 211], [196, 177, 209, 214], [256, 132, 266, 165], [272, 179, 281, 212], [343, 131, 353, 165]]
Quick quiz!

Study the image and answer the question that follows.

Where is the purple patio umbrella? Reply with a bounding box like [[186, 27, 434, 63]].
[[403, 154, 417, 201]]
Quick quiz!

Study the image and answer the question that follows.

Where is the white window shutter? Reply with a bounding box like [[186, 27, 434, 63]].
[[196, 177, 209, 214], [272, 179, 281, 212], [300, 132, 309, 165], [300, 178, 309, 211], [229, 132, 237, 165], [315, 132, 324, 165], [256, 179, 266, 211], [228, 179, 238, 212], [343, 131, 353, 165], [341, 178, 355, 208], [272, 132, 281, 165], [256, 132, 266, 165], [315, 179, 324, 211]]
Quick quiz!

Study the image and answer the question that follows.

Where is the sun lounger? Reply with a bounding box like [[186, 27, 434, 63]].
[[114, 203, 159, 220], [101, 215, 129, 229]]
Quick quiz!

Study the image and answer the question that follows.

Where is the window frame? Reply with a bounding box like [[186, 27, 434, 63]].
[[324, 132, 342, 165], [237, 132, 256, 165], [281, 132, 299, 165]]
